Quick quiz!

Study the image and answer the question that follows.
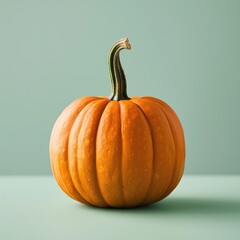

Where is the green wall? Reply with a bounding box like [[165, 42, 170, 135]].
[[0, 0, 240, 174]]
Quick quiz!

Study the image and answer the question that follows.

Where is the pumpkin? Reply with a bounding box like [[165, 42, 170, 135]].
[[49, 38, 185, 208]]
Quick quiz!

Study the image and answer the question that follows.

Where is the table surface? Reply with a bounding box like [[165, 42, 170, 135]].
[[1, 175, 240, 240]]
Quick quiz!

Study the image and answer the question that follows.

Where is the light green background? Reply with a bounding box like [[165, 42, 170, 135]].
[[0, 0, 239, 175]]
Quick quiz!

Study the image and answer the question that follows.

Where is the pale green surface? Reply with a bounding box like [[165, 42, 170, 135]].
[[1, 176, 240, 240], [1, 0, 240, 174]]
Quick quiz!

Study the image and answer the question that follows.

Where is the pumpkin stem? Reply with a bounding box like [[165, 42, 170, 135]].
[[108, 38, 131, 101]]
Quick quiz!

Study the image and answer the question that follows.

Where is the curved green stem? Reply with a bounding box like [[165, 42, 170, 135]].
[[108, 38, 131, 101]]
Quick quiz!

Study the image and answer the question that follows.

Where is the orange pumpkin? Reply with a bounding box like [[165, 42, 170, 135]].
[[49, 38, 185, 208]]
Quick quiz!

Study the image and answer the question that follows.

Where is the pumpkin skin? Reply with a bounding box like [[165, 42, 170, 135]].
[[49, 38, 185, 208]]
